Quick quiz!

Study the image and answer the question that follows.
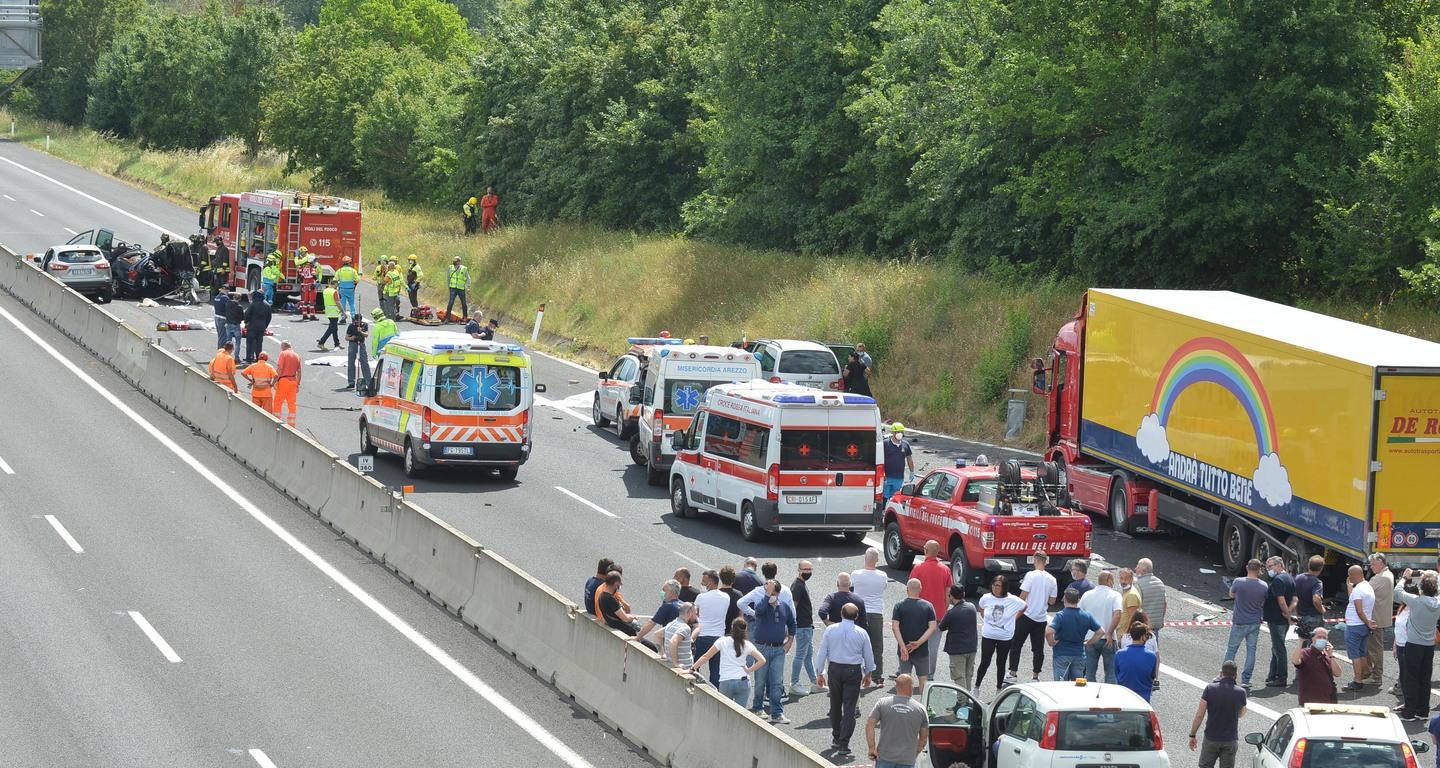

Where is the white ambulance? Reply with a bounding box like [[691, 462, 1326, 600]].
[[628, 342, 763, 486], [360, 331, 546, 480], [668, 381, 882, 542]]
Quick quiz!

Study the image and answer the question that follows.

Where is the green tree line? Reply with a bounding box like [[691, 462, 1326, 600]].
[[18, 0, 1440, 300]]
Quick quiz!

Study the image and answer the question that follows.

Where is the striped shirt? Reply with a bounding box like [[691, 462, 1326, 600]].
[[1135, 574, 1168, 627]]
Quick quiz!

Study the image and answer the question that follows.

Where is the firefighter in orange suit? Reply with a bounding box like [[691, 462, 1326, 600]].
[[208, 341, 238, 391], [274, 340, 303, 427], [242, 352, 278, 411]]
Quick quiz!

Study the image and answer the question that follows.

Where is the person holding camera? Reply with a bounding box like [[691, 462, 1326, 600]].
[[1291, 626, 1342, 705]]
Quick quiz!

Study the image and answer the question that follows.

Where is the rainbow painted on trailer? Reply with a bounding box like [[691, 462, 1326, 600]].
[[1149, 337, 1279, 459]]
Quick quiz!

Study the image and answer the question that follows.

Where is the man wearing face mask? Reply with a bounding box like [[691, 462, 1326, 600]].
[[636, 579, 684, 648], [1262, 556, 1296, 689], [1292, 627, 1341, 705], [790, 560, 818, 695]]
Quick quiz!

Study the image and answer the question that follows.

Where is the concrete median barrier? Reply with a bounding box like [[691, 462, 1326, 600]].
[[51, 287, 90, 343], [219, 395, 279, 476], [33, 270, 66, 323], [140, 346, 190, 416], [319, 462, 396, 561], [267, 426, 338, 513], [388, 501, 479, 615], [111, 324, 150, 385], [177, 367, 231, 440], [465, 549, 582, 684], [78, 305, 121, 359]]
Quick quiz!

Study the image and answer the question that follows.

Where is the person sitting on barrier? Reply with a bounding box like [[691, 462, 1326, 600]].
[[636, 579, 684, 646], [592, 565, 629, 621], [675, 567, 700, 603], [597, 571, 639, 636], [665, 603, 697, 669], [584, 558, 615, 616]]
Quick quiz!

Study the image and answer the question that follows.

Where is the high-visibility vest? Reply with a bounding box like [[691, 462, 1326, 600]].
[[208, 350, 235, 385], [407, 263, 423, 284], [262, 264, 282, 282], [323, 287, 341, 318], [463, 202, 476, 218], [448, 264, 469, 289], [244, 362, 277, 395], [383, 268, 403, 296], [336, 266, 358, 285], [370, 319, 398, 357]]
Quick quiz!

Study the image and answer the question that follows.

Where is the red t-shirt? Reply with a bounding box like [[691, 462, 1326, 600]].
[[1294, 646, 1336, 705], [912, 556, 951, 616]]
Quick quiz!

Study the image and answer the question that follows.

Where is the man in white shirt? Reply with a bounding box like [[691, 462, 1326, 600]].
[[739, 561, 795, 618], [693, 569, 731, 686], [1079, 570, 1124, 683], [1008, 551, 1057, 683], [852, 548, 890, 682], [1342, 564, 1377, 692]]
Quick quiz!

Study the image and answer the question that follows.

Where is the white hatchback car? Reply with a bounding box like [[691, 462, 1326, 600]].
[[750, 338, 844, 391], [923, 679, 1168, 768], [1243, 704, 1429, 768]]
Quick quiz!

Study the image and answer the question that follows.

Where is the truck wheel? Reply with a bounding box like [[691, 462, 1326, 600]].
[[246, 267, 261, 295], [671, 478, 697, 519], [949, 542, 973, 595], [647, 461, 666, 486], [1253, 531, 1282, 565], [360, 422, 377, 455], [1109, 475, 1135, 534], [884, 522, 916, 569], [740, 502, 763, 542], [403, 440, 425, 478], [592, 396, 611, 427], [1283, 535, 1310, 576], [496, 466, 518, 482], [629, 434, 646, 466], [1220, 517, 1251, 576]]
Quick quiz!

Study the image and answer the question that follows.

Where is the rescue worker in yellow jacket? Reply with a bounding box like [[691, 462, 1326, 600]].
[[462, 197, 478, 235], [382, 256, 404, 320], [261, 251, 283, 305], [373, 255, 389, 306]]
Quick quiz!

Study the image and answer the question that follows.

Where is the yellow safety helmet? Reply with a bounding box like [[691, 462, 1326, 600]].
[[298, 246, 309, 253], [468, 196, 478, 205], [890, 422, 906, 433], [684, 338, 696, 345], [407, 254, 418, 261]]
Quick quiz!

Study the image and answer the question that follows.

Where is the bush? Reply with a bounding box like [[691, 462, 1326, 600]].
[[971, 308, 1032, 409]]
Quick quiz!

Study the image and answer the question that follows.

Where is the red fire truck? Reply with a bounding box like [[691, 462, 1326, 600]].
[[198, 189, 362, 298]]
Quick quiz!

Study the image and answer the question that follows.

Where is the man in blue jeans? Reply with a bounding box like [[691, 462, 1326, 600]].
[[1226, 559, 1269, 688], [1047, 588, 1100, 680], [790, 560, 818, 695], [882, 423, 914, 504], [751, 580, 796, 724]]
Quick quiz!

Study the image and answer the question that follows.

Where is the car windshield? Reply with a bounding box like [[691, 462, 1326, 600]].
[[434, 365, 522, 411], [1056, 711, 1158, 752], [778, 350, 838, 375], [1301, 740, 1405, 768], [58, 250, 102, 264], [779, 429, 876, 471]]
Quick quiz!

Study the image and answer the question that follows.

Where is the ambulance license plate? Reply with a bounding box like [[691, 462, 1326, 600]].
[[785, 494, 818, 504], [442, 446, 474, 456]]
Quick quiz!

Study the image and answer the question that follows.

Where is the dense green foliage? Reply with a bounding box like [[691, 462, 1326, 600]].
[[22, 0, 1440, 300]]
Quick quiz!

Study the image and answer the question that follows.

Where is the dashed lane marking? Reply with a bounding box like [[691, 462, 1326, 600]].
[[555, 486, 617, 518], [44, 515, 84, 554]]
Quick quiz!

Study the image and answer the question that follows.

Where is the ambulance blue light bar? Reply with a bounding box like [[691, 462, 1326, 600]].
[[627, 337, 684, 346], [431, 344, 458, 350], [505, 344, 523, 353], [773, 394, 817, 404], [842, 395, 876, 405]]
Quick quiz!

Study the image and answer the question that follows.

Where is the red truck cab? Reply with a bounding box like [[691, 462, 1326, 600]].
[[882, 459, 1092, 593]]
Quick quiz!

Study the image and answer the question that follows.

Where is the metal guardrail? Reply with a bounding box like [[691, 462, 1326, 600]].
[[0, 3, 39, 23]]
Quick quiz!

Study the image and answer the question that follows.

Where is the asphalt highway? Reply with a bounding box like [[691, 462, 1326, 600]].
[[1, 139, 1429, 767]]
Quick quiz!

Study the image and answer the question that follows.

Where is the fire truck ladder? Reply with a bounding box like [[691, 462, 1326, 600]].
[[285, 206, 301, 262]]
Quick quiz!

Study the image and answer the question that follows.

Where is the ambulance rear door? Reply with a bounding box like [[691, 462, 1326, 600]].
[[775, 398, 879, 529]]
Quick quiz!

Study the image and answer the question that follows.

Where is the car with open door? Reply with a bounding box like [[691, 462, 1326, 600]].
[[923, 681, 988, 768]]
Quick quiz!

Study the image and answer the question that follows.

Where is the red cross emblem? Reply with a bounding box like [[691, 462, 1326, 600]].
[[797, 444, 811, 457], [845, 443, 859, 457]]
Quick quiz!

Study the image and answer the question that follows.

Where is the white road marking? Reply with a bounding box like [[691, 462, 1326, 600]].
[[64, 227, 77, 235], [673, 550, 706, 569], [555, 486, 617, 518], [29, 208, 43, 217], [863, 537, 882, 550], [535, 394, 588, 422], [0, 303, 595, 768], [0, 455, 12, 474], [1160, 663, 1279, 720], [903, 426, 1042, 457], [0, 155, 182, 238], [127, 611, 182, 663], [1184, 596, 1224, 612], [44, 515, 84, 553], [2, 194, 14, 201], [248, 749, 279, 768]]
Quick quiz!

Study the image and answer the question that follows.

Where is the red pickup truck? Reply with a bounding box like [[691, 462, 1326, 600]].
[[882, 459, 1093, 593]]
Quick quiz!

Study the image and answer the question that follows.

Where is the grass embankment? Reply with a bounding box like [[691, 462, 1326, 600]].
[[9, 110, 1440, 449]]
